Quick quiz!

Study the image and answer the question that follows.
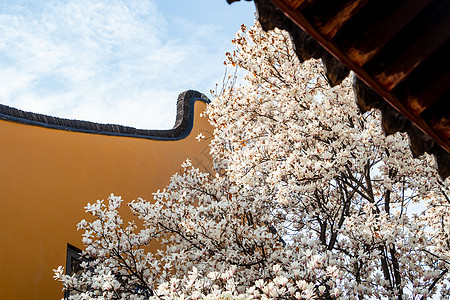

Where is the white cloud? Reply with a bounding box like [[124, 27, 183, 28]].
[[0, 0, 246, 129]]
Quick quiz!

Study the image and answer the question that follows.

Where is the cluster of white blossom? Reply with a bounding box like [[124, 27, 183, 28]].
[[54, 22, 449, 299]]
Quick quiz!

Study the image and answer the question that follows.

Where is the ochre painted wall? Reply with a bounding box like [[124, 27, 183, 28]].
[[0, 102, 211, 299]]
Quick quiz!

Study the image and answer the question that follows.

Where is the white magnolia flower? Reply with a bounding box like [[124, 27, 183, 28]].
[[55, 21, 449, 300]]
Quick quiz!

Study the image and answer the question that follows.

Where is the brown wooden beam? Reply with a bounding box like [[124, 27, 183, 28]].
[[340, 0, 433, 67], [268, 0, 450, 152]]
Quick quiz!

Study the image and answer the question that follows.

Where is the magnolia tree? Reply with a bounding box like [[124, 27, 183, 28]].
[[54, 23, 450, 299]]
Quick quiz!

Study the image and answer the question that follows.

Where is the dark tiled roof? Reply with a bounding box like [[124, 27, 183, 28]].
[[0, 90, 209, 141], [228, 0, 449, 178]]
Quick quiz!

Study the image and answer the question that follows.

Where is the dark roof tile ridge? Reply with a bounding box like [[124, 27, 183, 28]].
[[0, 90, 210, 141]]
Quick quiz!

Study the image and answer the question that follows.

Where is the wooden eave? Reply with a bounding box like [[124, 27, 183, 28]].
[[269, 0, 449, 153], [228, 0, 449, 178]]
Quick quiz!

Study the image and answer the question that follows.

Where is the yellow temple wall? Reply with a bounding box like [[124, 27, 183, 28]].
[[0, 100, 211, 299]]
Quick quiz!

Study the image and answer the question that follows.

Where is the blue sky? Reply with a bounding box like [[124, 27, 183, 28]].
[[0, 0, 255, 128]]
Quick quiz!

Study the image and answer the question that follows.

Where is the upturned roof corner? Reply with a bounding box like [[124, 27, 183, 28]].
[[0, 90, 210, 141]]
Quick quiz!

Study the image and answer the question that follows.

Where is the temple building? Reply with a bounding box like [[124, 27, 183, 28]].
[[0, 90, 211, 299]]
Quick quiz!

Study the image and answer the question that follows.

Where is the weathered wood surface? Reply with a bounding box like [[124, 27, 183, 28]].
[[228, 0, 450, 178]]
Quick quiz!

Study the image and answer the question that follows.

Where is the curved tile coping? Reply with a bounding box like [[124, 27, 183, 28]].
[[0, 90, 210, 141]]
